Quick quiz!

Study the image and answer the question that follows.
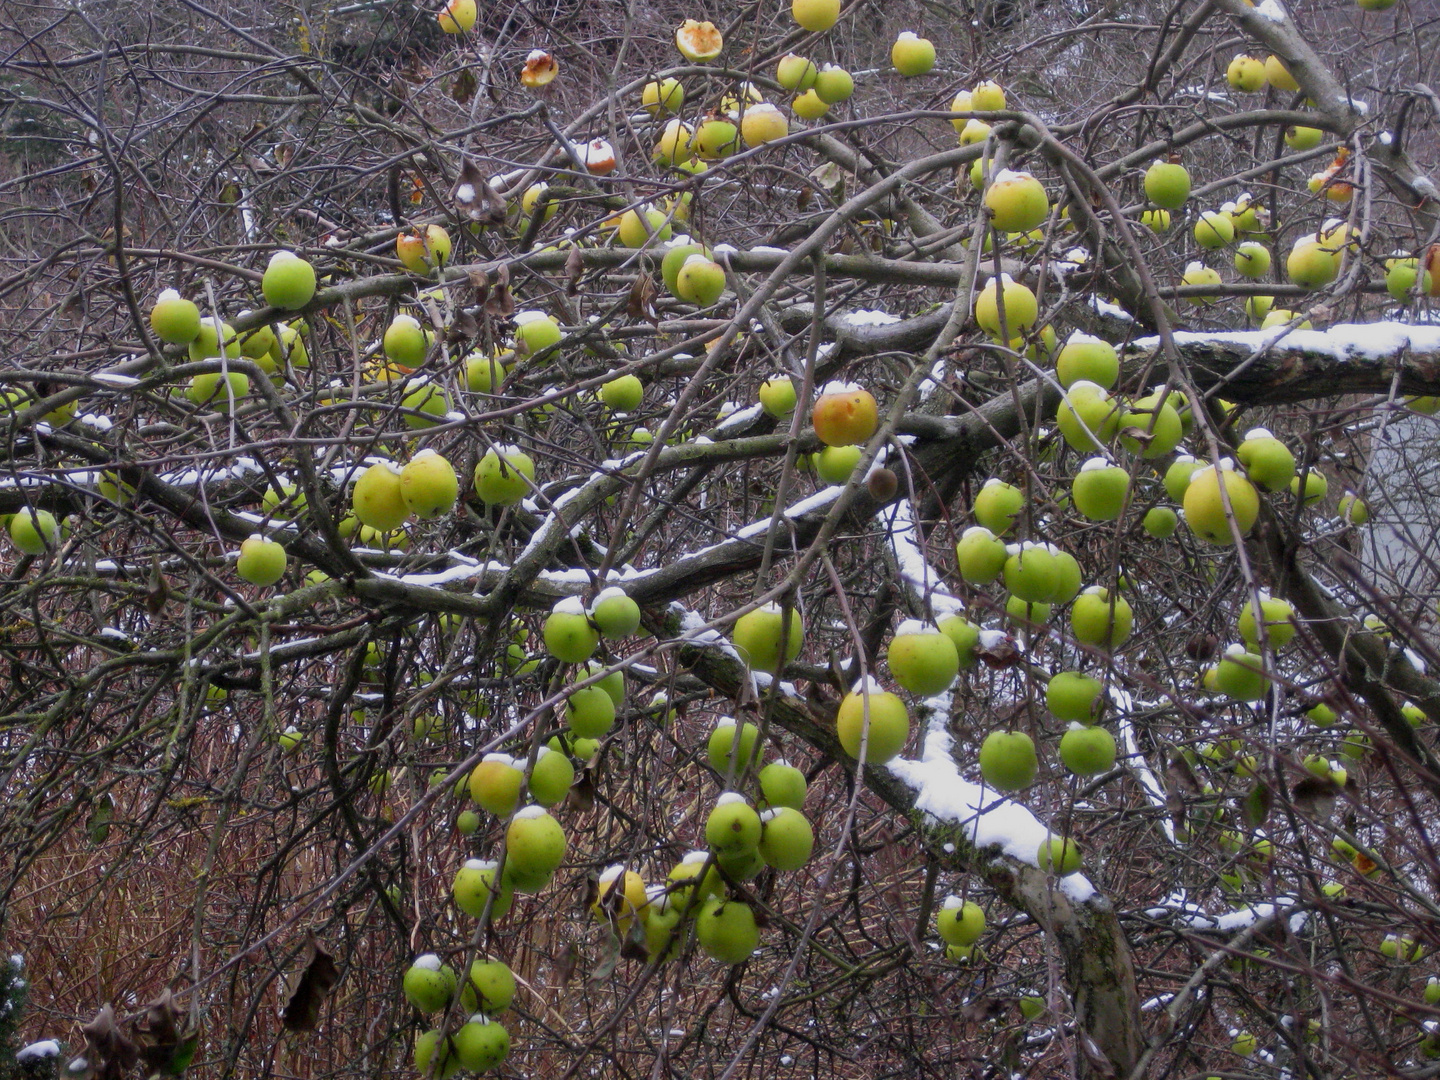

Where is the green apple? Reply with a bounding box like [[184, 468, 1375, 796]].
[[1180, 261, 1222, 303], [1162, 455, 1201, 501], [600, 374, 643, 413], [543, 597, 599, 663], [1056, 381, 1120, 452], [1286, 239, 1339, 289], [261, 250, 316, 310], [8, 507, 59, 555], [812, 64, 854, 103], [1003, 542, 1059, 603], [1038, 834, 1082, 875], [983, 170, 1049, 234], [696, 898, 759, 963], [758, 759, 807, 809], [937, 614, 980, 668], [615, 206, 672, 249], [1236, 429, 1295, 491], [652, 118, 694, 165], [150, 289, 202, 344], [973, 275, 1038, 337], [400, 379, 449, 430], [1233, 241, 1271, 279], [469, 754, 523, 815], [835, 678, 910, 763], [1055, 333, 1118, 390], [1144, 160, 1191, 210], [955, 525, 1008, 584], [641, 77, 684, 116], [588, 587, 641, 639], [1238, 593, 1295, 648], [1193, 210, 1234, 249], [732, 603, 804, 673], [1284, 125, 1323, 151], [1338, 491, 1368, 525], [1046, 671, 1103, 724], [1118, 391, 1183, 458], [1291, 470, 1328, 505], [399, 449, 458, 519], [978, 729, 1037, 791], [403, 954, 458, 1013], [705, 792, 762, 856], [693, 118, 738, 160], [473, 445, 535, 506], [189, 318, 241, 360], [1143, 506, 1178, 538], [758, 806, 813, 870], [352, 461, 409, 531], [528, 746, 574, 806], [237, 534, 287, 586], [583, 660, 626, 707], [413, 1029, 460, 1080], [708, 717, 759, 774], [452, 858, 513, 918], [514, 310, 563, 357], [758, 375, 797, 418], [1006, 595, 1052, 626], [936, 897, 985, 946], [1214, 644, 1267, 700], [1385, 257, 1432, 302], [1071, 586, 1133, 649], [674, 255, 727, 307], [1071, 459, 1130, 521], [890, 31, 936, 76], [973, 479, 1025, 535], [382, 314, 429, 366], [1140, 208, 1171, 233], [504, 805, 567, 892], [1183, 462, 1260, 543], [451, 1018, 509, 1072], [886, 620, 961, 696], [566, 684, 616, 738], [187, 370, 249, 412], [459, 959, 516, 1014], [815, 444, 863, 484], [1227, 54, 1266, 91], [1058, 723, 1117, 775]]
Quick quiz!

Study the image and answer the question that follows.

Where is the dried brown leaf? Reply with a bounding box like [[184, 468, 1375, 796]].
[[281, 934, 340, 1031]]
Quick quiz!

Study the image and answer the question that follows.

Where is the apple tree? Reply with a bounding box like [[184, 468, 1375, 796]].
[[3, 0, 1440, 1077]]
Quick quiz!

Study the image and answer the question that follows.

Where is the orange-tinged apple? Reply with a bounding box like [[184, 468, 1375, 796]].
[[811, 382, 878, 446]]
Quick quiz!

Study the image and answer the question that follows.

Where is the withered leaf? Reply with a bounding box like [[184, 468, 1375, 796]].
[[451, 69, 477, 106], [453, 159, 507, 225], [1240, 779, 1272, 829], [466, 267, 489, 307], [588, 931, 621, 983], [146, 554, 171, 615], [565, 244, 584, 296], [79, 1004, 139, 1080], [555, 942, 580, 988], [483, 264, 514, 319], [566, 767, 595, 813], [135, 988, 202, 1078], [627, 273, 658, 324], [975, 635, 1023, 668], [1167, 753, 1201, 797], [281, 934, 340, 1031], [449, 307, 480, 340], [1291, 775, 1338, 820]]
